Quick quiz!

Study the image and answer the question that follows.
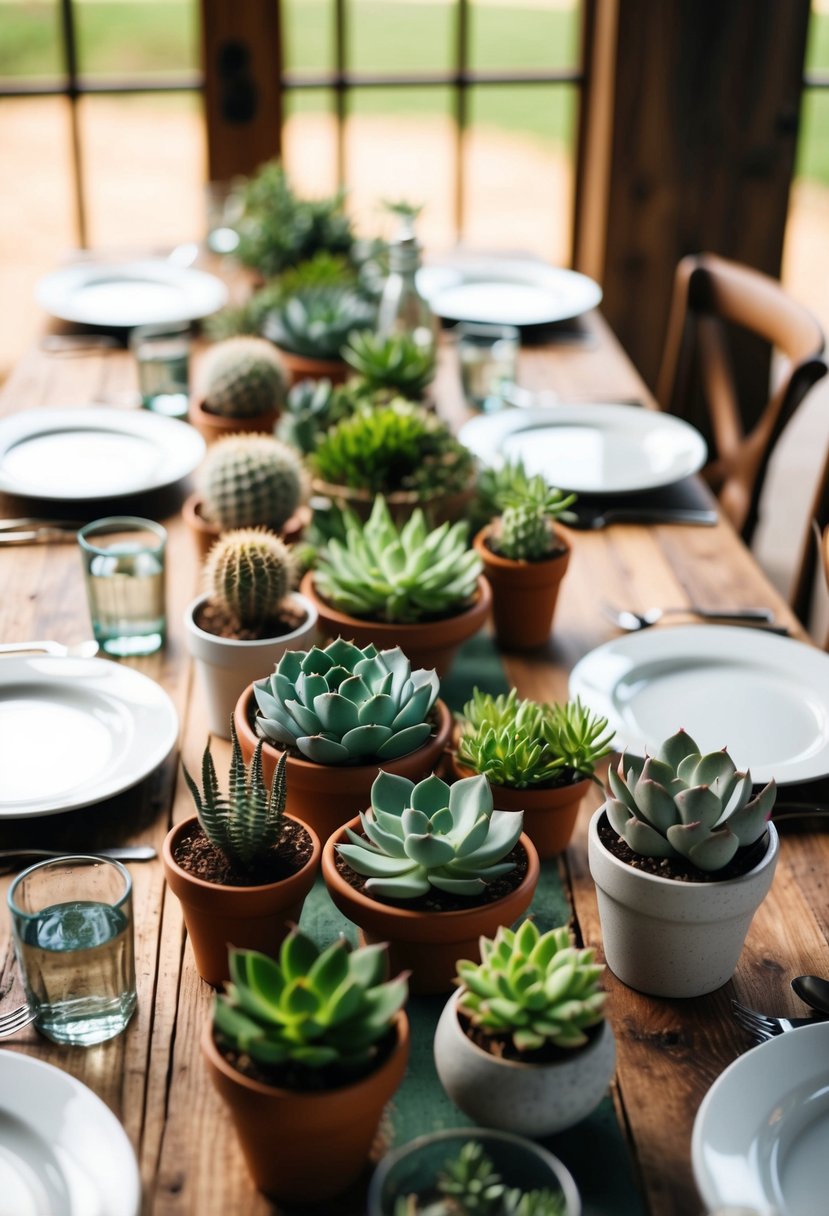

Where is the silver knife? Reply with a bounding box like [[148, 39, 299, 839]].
[[0, 846, 157, 872], [578, 507, 718, 530]]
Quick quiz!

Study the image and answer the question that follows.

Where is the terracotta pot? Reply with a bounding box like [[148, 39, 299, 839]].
[[202, 1011, 409, 1205], [322, 817, 540, 995], [300, 570, 492, 678], [234, 689, 453, 844], [182, 492, 310, 560], [311, 476, 475, 527], [162, 815, 321, 987], [450, 755, 590, 859], [473, 525, 571, 651], [188, 397, 278, 445], [275, 348, 349, 388]]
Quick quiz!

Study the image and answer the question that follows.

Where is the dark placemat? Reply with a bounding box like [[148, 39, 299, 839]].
[[567, 475, 717, 530]]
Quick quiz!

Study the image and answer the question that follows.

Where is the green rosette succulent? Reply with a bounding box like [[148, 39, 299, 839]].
[[343, 330, 437, 400], [605, 729, 776, 873], [253, 638, 440, 765], [394, 1140, 567, 1216], [337, 771, 523, 900], [263, 285, 376, 360]]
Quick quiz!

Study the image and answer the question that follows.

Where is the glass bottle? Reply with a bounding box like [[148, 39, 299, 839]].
[[376, 212, 437, 354]]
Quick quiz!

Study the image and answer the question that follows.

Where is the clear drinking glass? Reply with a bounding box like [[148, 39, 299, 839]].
[[130, 322, 191, 418], [8, 855, 137, 1047], [78, 516, 167, 657], [457, 322, 521, 412]]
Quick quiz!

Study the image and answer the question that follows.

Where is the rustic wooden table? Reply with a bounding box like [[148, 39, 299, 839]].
[[1, 310, 827, 1216]]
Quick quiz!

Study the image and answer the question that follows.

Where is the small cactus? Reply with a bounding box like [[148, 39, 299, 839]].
[[199, 434, 305, 531], [205, 528, 296, 628], [201, 337, 286, 419], [494, 476, 576, 562]]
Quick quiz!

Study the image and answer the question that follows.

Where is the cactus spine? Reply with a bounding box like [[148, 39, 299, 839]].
[[205, 529, 296, 627], [201, 337, 285, 418], [199, 434, 305, 531]]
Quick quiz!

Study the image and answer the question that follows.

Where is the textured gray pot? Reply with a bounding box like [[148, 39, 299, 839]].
[[587, 807, 780, 998], [434, 988, 616, 1137]]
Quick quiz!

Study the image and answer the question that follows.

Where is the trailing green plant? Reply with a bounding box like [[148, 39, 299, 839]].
[[313, 495, 482, 623], [199, 434, 305, 531], [204, 528, 296, 629], [200, 336, 285, 418], [276, 377, 356, 455], [393, 1140, 567, 1216], [337, 771, 523, 900], [457, 689, 614, 789], [343, 330, 436, 400], [456, 919, 607, 1052], [213, 928, 408, 1075], [605, 729, 776, 873], [490, 473, 576, 561], [263, 285, 376, 360], [182, 718, 288, 873], [254, 638, 440, 765]]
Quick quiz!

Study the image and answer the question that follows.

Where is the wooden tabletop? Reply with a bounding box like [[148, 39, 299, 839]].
[[1, 309, 827, 1216]]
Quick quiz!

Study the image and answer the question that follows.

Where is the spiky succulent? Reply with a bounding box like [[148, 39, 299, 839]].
[[492, 474, 576, 561], [263, 285, 376, 360], [457, 920, 606, 1052], [343, 331, 436, 400], [605, 729, 776, 874], [393, 1141, 567, 1216], [199, 434, 305, 531], [254, 638, 440, 765], [337, 771, 523, 901], [205, 528, 296, 628], [182, 719, 287, 873], [213, 928, 408, 1073], [276, 377, 355, 455], [200, 336, 285, 418], [313, 495, 482, 624]]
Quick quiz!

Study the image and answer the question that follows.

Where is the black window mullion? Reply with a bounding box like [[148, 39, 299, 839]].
[[455, 0, 469, 241], [59, 0, 87, 247], [335, 0, 347, 190]]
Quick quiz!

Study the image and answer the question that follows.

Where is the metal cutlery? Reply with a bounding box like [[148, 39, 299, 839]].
[[730, 999, 825, 1044], [601, 602, 783, 633], [791, 974, 829, 1015], [570, 505, 718, 530], [0, 1004, 36, 1038], [0, 518, 83, 545], [0, 640, 99, 658], [0, 845, 157, 876]]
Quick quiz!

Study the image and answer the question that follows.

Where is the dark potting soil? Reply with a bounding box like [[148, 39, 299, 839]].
[[195, 598, 307, 642], [597, 812, 769, 883], [216, 1024, 397, 1092], [457, 1008, 604, 1065], [173, 817, 313, 887]]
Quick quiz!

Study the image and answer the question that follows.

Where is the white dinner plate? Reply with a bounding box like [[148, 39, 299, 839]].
[[0, 655, 178, 817], [36, 259, 228, 328], [568, 625, 829, 786], [0, 408, 205, 501], [692, 1021, 829, 1216], [0, 1050, 140, 1216], [420, 257, 602, 326], [459, 403, 707, 495]]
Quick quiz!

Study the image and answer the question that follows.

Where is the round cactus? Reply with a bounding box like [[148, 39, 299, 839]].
[[201, 337, 286, 419], [205, 528, 296, 627], [199, 434, 306, 530]]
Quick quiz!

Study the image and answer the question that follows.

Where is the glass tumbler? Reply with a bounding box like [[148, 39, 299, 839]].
[[457, 322, 520, 412], [130, 322, 191, 419], [78, 516, 167, 657]]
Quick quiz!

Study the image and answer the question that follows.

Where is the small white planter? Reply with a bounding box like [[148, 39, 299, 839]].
[[587, 807, 780, 998], [434, 988, 616, 1137], [184, 593, 318, 739]]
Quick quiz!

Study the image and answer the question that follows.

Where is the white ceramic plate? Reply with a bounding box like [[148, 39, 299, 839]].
[[0, 655, 178, 817], [420, 257, 602, 326], [0, 1049, 141, 1215], [692, 1021, 829, 1215], [459, 403, 707, 495], [569, 625, 829, 786], [36, 259, 228, 328], [0, 408, 205, 501]]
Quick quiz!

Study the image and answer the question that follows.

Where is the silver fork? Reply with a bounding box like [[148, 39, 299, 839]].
[[730, 999, 824, 1044], [601, 602, 780, 632], [0, 1004, 36, 1038]]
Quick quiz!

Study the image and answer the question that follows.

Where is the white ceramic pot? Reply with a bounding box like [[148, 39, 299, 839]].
[[434, 988, 616, 1137], [587, 807, 780, 999], [184, 593, 318, 739]]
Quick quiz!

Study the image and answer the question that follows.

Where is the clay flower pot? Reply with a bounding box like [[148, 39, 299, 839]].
[[202, 1010, 409, 1206], [162, 815, 321, 987], [275, 348, 349, 388], [182, 493, 310, 560], [300, 570, 492, 678], [188, 397, 278, 445], [587, 808, 780, 998], [233, 689, 454, 844], [473, 524, 571, 651], [434, 988, 616, 1136], [322, 817, 540, 995]]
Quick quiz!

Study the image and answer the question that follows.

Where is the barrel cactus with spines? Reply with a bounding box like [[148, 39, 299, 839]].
[[205, 529, 296, 628], [201, 337, 286, 418], [199, 434, 305, 531]]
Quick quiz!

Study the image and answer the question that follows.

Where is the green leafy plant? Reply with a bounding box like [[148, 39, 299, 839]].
[[204, 528, 296, 629], [200, 336, 285, 418], [313, 495, 482, 623], [254, 638, 440, 765], [263, 285, 376, 360], [199, 434, 306, 531], [343, 331, 436, 400], [605, 729, 776, 873], [393, 1140, 567, 1216], [490, 474, 576, 561], [337, 771, 523, 900], [204, 255, 358, 342], [276, 377, 356, 455]]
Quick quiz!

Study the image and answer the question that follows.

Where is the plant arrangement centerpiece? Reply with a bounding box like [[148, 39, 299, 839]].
[[434, 920, 615, 1136], [263, 284, 376, 385], [451, 690, 614, 857], [588, 728, 779, 997], [202, 928, 410, 1205], [161, 725, 320, 986], [276, 376, 355, 455], [189, 336, 286, 443], [233, 637, 453, 842], [184, 529, 317, 738], [301, 495, 490, 676], [343, 330, 437, 403], [473, 465, 576, 650], [322, 770, 540, 994]]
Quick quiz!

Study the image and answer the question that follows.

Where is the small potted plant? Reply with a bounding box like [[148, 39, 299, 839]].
[[162, 724, 320, 987], [589, 729, 779, 997], [451, 690, 614, 858], [184, 528, 317, 739], [322, 770, 540, 994], [434, 920, 615, 1137], [189, 337, 286, 443], [202, 928, 409, 1205], [473, 469, 576, 650], [302, 495, 490, 677], [263, 284, 376, 385], [276, 376, 354, 455], [343, 330, 437, 403], [234, 638, 453, 843]]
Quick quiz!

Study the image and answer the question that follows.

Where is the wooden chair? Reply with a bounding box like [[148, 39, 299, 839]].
[[790, 446, 829, 629], [656, 252, 827, 544]]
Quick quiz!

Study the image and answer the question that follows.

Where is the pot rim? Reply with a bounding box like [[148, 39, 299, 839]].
[[300, 571, 492, 637], [182, 492, 311, 539], [189, 397, 278, 428], [184, 591, 318, 652], [450, 755, 592, 801], [162, 812, 321, 897], [473, 523, 571, 571]]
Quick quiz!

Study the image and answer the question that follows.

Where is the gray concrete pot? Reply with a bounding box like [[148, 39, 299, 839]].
[[587, 807, 780, 998]]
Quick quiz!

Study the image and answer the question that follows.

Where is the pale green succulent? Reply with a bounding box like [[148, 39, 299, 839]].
[[263, 286, 375, 360], [605, 729, 776, 873], [337, 771, 523, 900], [493, 475, 576, 561], [393, 1141, 567, 1216], [253, 638, 440, 765], [343, 330, 436, 400]]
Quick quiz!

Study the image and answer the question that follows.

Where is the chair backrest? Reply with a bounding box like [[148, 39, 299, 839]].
[[656, 252, 827, 544], [790, 449, 829, 627]]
